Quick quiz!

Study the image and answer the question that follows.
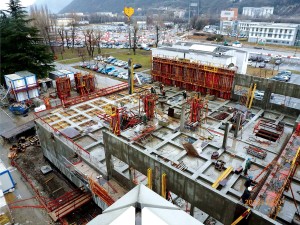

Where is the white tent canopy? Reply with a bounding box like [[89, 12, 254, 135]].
[[87, 184, 203, 225]]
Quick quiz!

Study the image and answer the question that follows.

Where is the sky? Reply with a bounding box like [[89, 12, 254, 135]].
[[0, 0, 36, 10]]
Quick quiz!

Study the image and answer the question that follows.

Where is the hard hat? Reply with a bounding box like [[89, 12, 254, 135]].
[[248, 187, 252, 191]]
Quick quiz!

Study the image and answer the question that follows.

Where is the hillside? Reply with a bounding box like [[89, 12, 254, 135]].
[[60, 0, 300, 16]]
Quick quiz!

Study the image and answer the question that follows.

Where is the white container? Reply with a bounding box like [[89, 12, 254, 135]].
[[4, 74, 26, 91], [16, 92, 28, 102], [59, 70, 74, 81], [28, 89, 39, 98], [15, 71, 37, 88], [0, 162, 15, 194]]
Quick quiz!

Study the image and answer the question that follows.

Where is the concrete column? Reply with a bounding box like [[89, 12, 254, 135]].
[[180, 103, 186, 132], [190, 204, 195, 216], [234, 112, 241, 138], [262, 87, 272, 110], [222, 122, 230, 150]]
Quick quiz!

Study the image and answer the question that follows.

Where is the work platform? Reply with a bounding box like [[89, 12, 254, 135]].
[[34, 81, 299, 224]]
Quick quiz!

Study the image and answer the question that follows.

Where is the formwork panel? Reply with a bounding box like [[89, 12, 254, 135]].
[[152, 57, 235, 99]]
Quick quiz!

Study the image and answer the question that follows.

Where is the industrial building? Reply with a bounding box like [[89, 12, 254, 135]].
[[247, 22, 300, 46], [152, 42, 249, 74], [23, 47, 300, 225], [242, 7, 274, 18]]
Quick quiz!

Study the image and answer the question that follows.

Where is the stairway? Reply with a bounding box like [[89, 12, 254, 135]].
[[46, 189, 92, 221]]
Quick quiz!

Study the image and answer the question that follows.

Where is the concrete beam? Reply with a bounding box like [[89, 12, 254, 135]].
[[103, 131, 280, 225]]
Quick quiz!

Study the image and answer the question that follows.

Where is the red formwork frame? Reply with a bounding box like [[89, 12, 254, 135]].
[[152, 57, 235, 100], [62, 82, 128, 107]]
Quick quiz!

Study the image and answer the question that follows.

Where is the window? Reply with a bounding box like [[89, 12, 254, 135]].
[[286, 41, 289, 44], [285, 29, 287, 33], [268, 34, 272, 37], [274, 34, 277, 38], [280, 29, 283, 33], [289, 30, 292, 34], [260, 28, 263, 31], [279, 34, 282, 38], [283, 35, 286, 39], [269, 28, 273, 32], [256, 28, 258, 31]]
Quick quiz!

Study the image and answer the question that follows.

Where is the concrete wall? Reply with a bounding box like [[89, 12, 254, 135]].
[[103, 131, 280, 225], [233, 73, 300, 116]]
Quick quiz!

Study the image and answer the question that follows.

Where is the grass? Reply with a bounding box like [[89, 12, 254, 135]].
[[246, 66, 278, 78], [100, 48, 152, 70], [290, 70, 300, 75], [55, 48, 152, 70]]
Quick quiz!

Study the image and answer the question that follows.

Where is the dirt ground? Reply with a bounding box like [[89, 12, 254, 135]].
[[15, 146, 75, 200]]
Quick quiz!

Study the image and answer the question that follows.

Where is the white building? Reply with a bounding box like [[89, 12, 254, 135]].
[[242, 7, 274, 18], [56, 18, 75, 26], [96, 12, 117, 17], [152, 42, 249, 74], [247, 22, 300, 46], [237, 20, 252, 35]]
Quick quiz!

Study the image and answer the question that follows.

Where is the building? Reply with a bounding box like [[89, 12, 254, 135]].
[[152, 42, 249, 74], [87, 184, 203, 225], [96, 12, 117, 17], [220, 8, 238, 33], [237, 20, 252, 36], [242, 7, 274, 18], [247, 22, 300, 46], [56, 18, 75, 26]]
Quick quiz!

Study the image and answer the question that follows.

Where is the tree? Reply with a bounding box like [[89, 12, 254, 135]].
[[83, 29, 95, 57], [95, 31, 102, 54], [0, 0, 54, 82], [29, 5, 56, 54], [57, 26, 65, 52]]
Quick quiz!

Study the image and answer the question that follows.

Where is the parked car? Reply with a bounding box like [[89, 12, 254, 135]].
[[249, 56, 257, 61], [278, 70, 292, 76], [133, 64, 142, 69], [264, 58, 271, 63], [275, 59, 282, 65], [118, 72, 127, 78], [112, 71, 120, 77], [270, 76, 287, 82], [259, 63, 266, 68], [257, 57, 264, 62], [232, 41, 242, 47]]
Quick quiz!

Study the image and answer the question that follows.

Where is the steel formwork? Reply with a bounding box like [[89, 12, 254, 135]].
[[152, 57, 236, 99]]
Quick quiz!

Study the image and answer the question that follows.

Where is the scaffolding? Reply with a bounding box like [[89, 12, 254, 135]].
[[152, 57, 236, 100], [56, 77, 71, 100], [74, 73, 96, 96], [140, 92, 158, 120]]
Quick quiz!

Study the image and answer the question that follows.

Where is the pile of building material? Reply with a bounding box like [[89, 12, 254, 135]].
[[8, 135, 39, 159], [245, 146, 267, 159]]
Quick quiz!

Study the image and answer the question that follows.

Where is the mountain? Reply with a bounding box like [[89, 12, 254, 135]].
[[60, 0, 300, 16], [34, 0, 73, 13]]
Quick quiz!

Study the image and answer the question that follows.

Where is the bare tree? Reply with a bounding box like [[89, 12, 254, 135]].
[[95, 31, 102, 54], [30, 5, 56, 54], [65, 29, 71, 49], [57, 26, 65, 52], [84, 29, 95, 57]]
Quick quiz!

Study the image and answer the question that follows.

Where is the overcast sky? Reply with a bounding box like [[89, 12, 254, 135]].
[[0, 0, 36, 10]]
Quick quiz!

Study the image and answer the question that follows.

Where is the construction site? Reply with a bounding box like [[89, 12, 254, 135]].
[[1, 53, 300, 225]]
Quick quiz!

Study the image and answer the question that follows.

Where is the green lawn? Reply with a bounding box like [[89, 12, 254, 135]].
[[100, 48, 152, 70], [55, 47, 152, 70]]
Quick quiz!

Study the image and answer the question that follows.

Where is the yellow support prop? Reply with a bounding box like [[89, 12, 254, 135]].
[[231, 209, 251, 225], [161, 173, 167, 198], [247, 83, 256, 109], [212, 166, 233, 189], [147, 168, 152, 190]]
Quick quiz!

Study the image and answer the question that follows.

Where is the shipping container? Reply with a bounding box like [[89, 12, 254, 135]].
[[0, 161, 15, 194], [49, 71, 65, 80], [5, 71, 39, 102], [58, 70, 75, 81]]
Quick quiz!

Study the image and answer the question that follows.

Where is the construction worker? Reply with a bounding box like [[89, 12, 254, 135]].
[[162, 90, 166, 97], [160, 83, 164, 93], [241, 186, 252, 204], [151, 86, 156, 94], [183, 91, 187, 100], [244, 176, 254, 188], [142, 112, 147, 125], [243, 158, 252, 176]]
